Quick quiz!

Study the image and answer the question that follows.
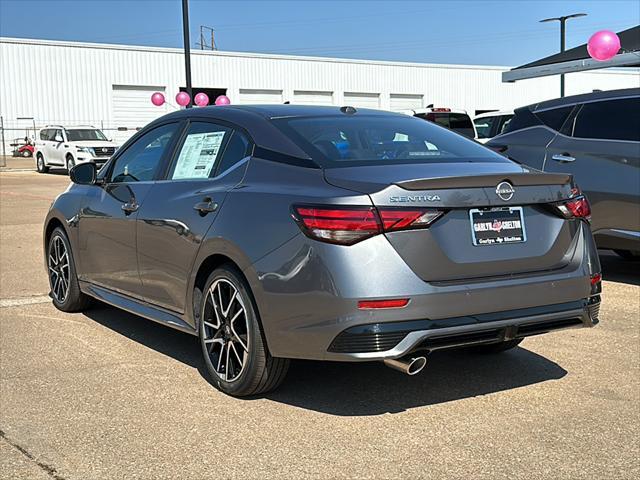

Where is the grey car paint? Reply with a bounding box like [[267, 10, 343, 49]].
[[44, 105, 601, 363], [488, 88, 640, 253]]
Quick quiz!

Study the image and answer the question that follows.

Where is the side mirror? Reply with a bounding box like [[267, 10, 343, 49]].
[[54, 134, 64, 143], [70, 162, 97, 185]]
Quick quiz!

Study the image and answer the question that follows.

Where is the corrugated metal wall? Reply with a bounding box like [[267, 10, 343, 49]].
[[1, 37, 638, 149]]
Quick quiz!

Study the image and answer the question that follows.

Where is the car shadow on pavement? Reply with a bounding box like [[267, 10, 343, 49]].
[[85, 306, 567, 416], [267, 349, 566, 415], [599, 250, 639, 286]]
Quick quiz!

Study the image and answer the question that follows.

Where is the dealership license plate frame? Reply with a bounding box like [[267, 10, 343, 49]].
[[469, 206, 527, 246]]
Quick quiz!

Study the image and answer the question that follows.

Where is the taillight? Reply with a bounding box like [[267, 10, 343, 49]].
[[552, 195, 591, 220], [292, 205, 444, 245], [378, 209, 444, 232]]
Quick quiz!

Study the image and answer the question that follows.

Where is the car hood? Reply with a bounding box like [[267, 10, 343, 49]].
[[71, 140, 118, 147]]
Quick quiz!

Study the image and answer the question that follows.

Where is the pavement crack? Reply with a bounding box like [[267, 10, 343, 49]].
[[0, 429, 66, 480]]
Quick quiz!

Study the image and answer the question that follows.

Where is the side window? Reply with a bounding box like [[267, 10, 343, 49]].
[[169, 122, 231, 180], [573, 98, 640, 142], [474, 116, 497, 139], [216, 130, 251, 175], [502, 109, 539, 134], [53, 129, 64, 142], [534, 106, 574, 132], [40, 130, 49, 141], [498, 115, 514, 134], [110, 123, 179, 183]]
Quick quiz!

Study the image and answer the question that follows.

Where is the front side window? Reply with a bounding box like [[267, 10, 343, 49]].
[[474, 116, 498, 139], [572, 98, 640, 142], [110, 123, 179, 183], [534, 106, 574, 132], [40, 130, 50, 141], [66, 129, 108, 142], [273, 114, 509, 167]]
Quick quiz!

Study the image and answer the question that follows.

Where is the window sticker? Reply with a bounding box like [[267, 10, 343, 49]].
[[172, 131, 226, 180]]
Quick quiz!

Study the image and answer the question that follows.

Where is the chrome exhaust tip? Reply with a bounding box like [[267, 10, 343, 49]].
[[383, 355, 427, 376]]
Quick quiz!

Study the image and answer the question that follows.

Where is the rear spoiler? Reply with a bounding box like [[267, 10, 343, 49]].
[[396, 172, 572, 190]]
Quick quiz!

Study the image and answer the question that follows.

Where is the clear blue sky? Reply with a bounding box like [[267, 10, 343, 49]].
[[0, 0, 638, 66]]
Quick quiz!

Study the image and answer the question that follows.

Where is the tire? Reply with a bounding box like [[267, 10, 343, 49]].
[[471, 338, 523, 354], [198, 265, 289, 397], [47, 227, 91, 312], [22, 149, 31, 158], [36, 154, 49, 173], [66, 155, 75, 173], [614, 249, 640, 261]]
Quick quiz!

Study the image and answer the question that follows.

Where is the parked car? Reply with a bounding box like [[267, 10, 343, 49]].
[[487, 88, 640, 260], [398, 107, 477, 139], [35, 125, 118, 174], [44, 105, 601, 396], [10, 137, 34, 157], [473, 111, 514, 143]]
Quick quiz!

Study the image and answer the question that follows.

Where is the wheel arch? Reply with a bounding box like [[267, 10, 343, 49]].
[[188, 246, 274, 354]]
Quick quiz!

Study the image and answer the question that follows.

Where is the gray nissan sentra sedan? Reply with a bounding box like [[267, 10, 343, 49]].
[[44, 105, 602, 396]]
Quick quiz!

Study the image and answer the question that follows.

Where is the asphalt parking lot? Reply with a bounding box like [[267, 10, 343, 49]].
[[1, 164, 638, 480]]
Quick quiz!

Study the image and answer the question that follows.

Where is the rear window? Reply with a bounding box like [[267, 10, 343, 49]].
[[416, 112, 475, 138], [272, 114, 509, 167]]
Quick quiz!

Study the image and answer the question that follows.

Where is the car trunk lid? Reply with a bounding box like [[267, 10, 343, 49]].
[[324, 162, 579, 282]]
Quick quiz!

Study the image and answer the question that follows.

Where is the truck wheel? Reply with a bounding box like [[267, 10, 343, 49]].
[[36, 154, 49, 173]]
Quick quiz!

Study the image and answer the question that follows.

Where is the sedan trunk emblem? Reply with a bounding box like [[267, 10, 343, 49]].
[[495, 181, 515, 201]]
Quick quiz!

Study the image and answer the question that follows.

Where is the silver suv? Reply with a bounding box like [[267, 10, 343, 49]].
[[488, 88, 640, 260], [35, 125, 118, 174]]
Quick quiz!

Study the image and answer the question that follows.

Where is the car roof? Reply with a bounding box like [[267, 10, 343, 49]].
[[525, 87, 639, 112], [474, 111, 514, 119]]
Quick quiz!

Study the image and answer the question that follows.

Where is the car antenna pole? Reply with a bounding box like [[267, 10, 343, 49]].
[[181, 0, 193, 108]]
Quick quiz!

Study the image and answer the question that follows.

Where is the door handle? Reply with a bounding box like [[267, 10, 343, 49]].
[[122, 201, 139, 214], [194, 198, 218, 216], [551, 153, 576, 163]]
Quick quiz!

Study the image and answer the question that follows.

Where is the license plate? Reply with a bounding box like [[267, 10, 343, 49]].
[[469, 207, 526, 246]]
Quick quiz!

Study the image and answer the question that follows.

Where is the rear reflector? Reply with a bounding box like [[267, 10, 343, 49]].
[[590, 273, 602, 285], [292, 205, 444, 245], [358, 299, 409, 309]]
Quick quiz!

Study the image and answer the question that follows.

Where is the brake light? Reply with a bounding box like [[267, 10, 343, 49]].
[[590, 273, 602, 285], [358, 299, 409, 309], [553, 195, 591, 220], [431, 108, 451, 112], [292, 205, 444, 245]]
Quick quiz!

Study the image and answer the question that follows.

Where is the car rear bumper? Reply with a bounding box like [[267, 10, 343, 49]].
[[326, 296, 600, 361], [248, 221, 601, 361]]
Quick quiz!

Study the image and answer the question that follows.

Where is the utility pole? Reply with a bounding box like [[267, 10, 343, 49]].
[[181, 0, 193, 107], [539, 13, 587, 97]]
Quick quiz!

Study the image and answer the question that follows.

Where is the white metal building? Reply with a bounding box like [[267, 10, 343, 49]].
[[1, 36, 638, 147]]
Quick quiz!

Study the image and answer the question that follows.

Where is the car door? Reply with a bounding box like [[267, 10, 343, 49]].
[[77, 121, 182, 297], [136, 120, 252, 313], [48, 128, 66, 165], [544, 97, 640, 236]]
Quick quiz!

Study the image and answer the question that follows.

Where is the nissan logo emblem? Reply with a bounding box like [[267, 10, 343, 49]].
[[102, 147, 108, 153], [495, 181, 515, 201]]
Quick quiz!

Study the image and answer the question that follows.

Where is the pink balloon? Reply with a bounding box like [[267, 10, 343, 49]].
[[176, 91, 191, 107], [215, 95, 231, 106], [587, 30, 621, 61], [194, 92, 210, 107], [151, 92, 165, 106]]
